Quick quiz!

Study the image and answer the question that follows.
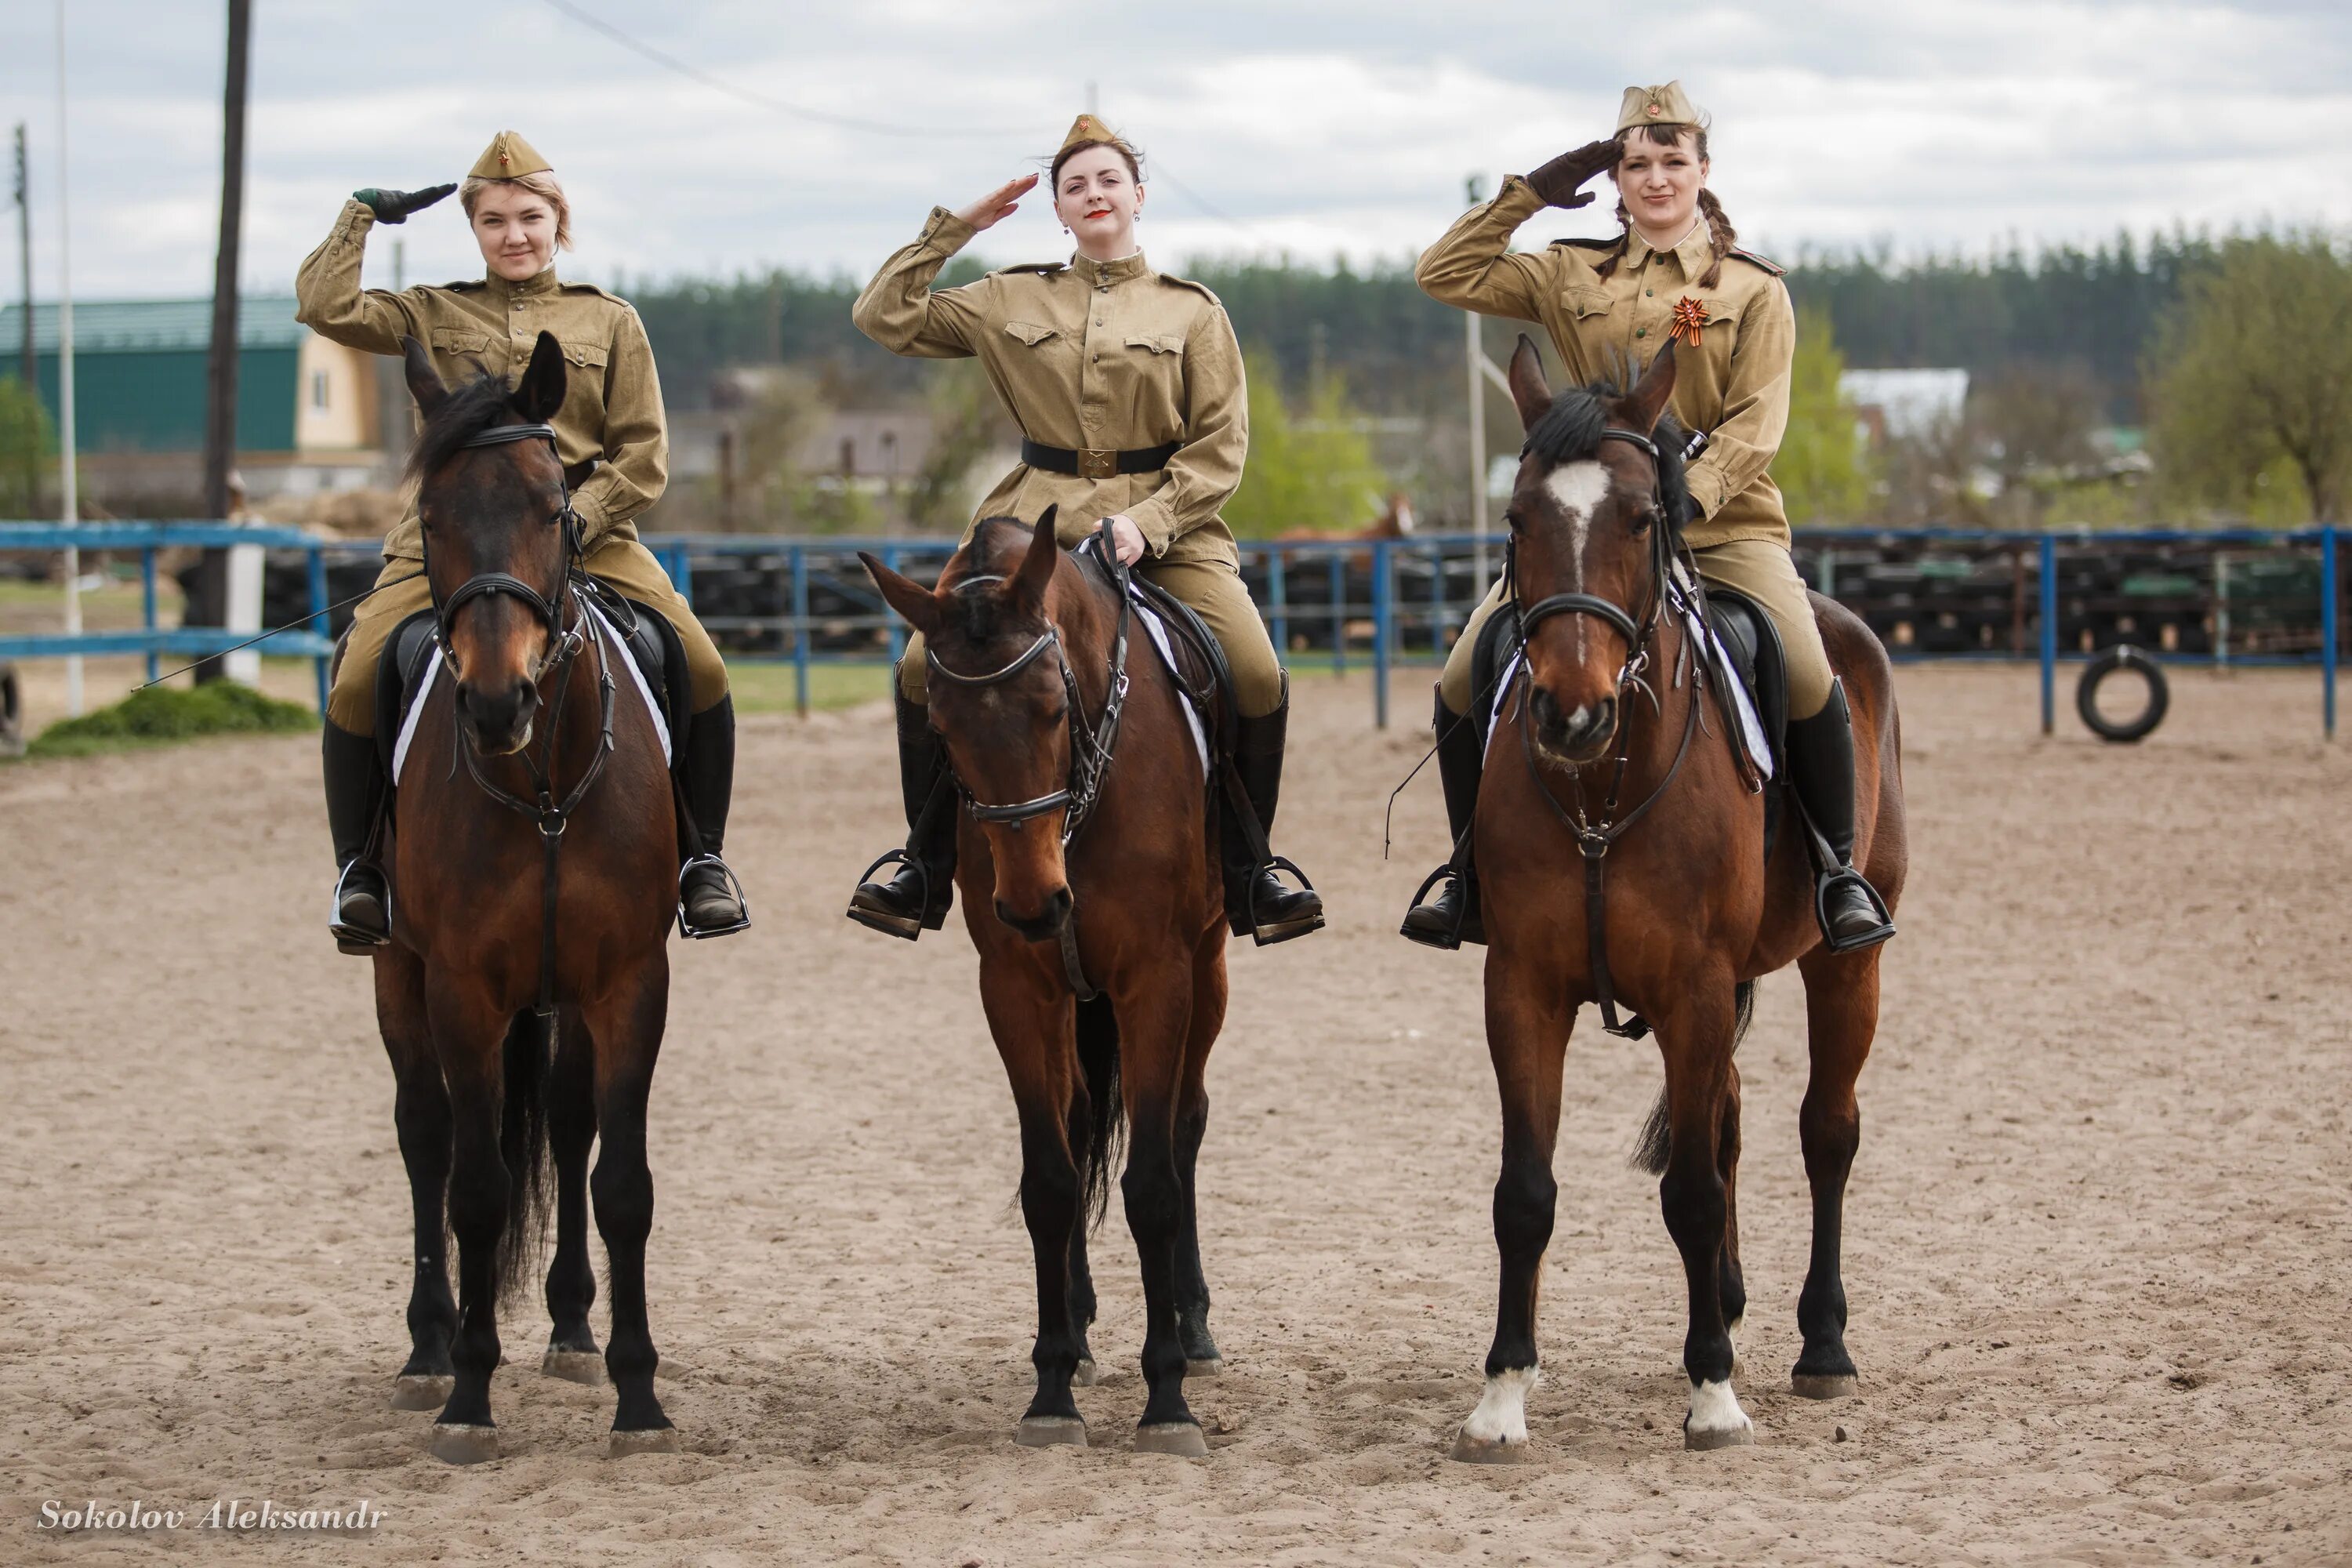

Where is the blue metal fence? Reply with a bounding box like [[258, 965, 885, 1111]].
[[1, 522, 2340, 739]]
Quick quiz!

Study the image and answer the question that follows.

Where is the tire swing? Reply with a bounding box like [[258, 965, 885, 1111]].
[[2076, 644, 2169, 743], [0, 662, 20, 759]]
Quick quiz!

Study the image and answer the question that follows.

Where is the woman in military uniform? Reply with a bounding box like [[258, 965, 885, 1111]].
[[844, 114, 1322, 946], [1399, 82, 1894, 953], [296, 129, 748, 944]]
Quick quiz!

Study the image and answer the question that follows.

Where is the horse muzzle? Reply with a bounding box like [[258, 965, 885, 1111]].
[[1530, 685, 1617, 765], [994, 885, 1073, 943], [456, 677, 540, 756]]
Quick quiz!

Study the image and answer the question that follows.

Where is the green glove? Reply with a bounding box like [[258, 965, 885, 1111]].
[[1524, 139, 1622, 210], [352, 183, 456, 224]]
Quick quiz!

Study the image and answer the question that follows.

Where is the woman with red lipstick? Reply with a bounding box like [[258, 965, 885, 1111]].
[[846, 114, 1323, 948], [1399, 81, 1896, 955]]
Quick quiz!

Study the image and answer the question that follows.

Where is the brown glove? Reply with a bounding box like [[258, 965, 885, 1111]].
[[1524, 138, 1622, 210]]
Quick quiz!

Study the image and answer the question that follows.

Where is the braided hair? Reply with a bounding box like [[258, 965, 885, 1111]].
[[1592, 123, 1735, 289]]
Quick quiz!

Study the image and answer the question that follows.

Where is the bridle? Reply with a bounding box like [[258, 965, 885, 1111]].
[[924, 526, 1133, 851], [1504, 423, 1705, 1040]]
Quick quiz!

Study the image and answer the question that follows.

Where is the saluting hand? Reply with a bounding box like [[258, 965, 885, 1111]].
[[955, 174, 1039, 234], [1524, 139, 1622, 210], [353, 183, 458, 224]]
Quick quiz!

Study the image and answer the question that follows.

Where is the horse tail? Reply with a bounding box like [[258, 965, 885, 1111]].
[[495, 1011, 555, 1304], [1631, 981, 1755, 1175], [1075, 995, 1124, 1230]]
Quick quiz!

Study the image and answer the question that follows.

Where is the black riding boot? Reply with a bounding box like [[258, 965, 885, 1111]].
[[1223, 685, 1325, 946], [677, 695, 750, 938], [1399, 691, 1486, 949], [847, 691, 958, 940], [1788, 681, 1896, 953], [324, 719, 390, 952]]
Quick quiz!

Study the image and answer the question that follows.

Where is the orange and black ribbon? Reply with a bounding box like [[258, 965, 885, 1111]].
[[1668, 295, 1709, 347]]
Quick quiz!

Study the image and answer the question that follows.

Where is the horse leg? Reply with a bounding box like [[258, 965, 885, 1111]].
[[585, 956, 675, 1456], [1718, 1062, 1748, 1376], [1063, 1094, 1099, 1389], [1174, 933, 1228, 1377], [423, 984, 513, 1465], [1655, 976, 1753, 1450], [541, 1012, 603, 1385], [1450, 953, 1570, 1463], [987, 979, 1088, 1445], [1791, 943, 1879, 1399], [379, 950, 457, 1412], [1120, 978, 1206, 1457]]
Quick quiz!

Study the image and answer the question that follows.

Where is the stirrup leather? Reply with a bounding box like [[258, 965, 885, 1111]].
[[328, 860, 392, 953], [677, 853, 752, 939]]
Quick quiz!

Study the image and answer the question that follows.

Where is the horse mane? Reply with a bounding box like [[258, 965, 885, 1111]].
[[938, 516, 1105, 646], [405, 371, 523, 488], [1523, 377, 1697, 536]]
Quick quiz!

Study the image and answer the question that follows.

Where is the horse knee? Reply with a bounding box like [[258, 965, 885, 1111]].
[[1019, 1157, 1081, 1230], [590, 1157, 653, 1240], [1658, 1160, 1726, 1248], [1492, 1160, 1557, 1257], [1120, 1159, 1181, 1242], [1798, 1094, 1861, 1174]]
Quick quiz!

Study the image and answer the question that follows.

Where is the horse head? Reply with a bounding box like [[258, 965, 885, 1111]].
[[1501, 336, 1686, 767], [403, 330, 572, 757], [862, 508, 1083, 942]]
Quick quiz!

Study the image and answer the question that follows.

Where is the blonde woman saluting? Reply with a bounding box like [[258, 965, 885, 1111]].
[[845, 114, 1323, 947]]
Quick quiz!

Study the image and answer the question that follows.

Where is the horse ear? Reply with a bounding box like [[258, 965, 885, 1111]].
[[514, 330, 568, 423], [1012, 506, 1059, 608], [401, 335, 448, 416], [1506, 334, 1552, 431], [1624, 341, 1679, 434], [860, 552, 943, 641]]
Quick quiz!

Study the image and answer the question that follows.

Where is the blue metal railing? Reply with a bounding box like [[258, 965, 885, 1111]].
[[1, 522, 2340, 739]]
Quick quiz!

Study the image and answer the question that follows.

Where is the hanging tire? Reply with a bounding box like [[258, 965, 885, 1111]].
[[2076, 645, 2168, 743], [0, 662, 21, 758]]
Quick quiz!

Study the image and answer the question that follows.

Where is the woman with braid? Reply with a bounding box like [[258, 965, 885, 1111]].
[[1399, 81, 1894, 954]]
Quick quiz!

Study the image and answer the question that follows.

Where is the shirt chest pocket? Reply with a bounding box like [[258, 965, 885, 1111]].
[[427, 327, 496, 365], [1564, 285, 1614, 321], [556, 338, 609, 375], [1124, 333, 1186, 356]]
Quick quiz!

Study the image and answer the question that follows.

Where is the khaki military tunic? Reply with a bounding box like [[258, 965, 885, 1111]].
[[853, 209, 1285, 717], [296, 198, 724, 731], [1417, 176, 1831, 717]]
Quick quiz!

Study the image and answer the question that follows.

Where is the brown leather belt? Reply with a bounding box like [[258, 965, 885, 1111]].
[[1021, 437, 1182, 481]]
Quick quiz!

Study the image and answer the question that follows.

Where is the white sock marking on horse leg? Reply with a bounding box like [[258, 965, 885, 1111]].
[[1543, 460, 1609, 665], [1461, 1365, 1540, 1446], [1686, 1377, 1751, 1441]]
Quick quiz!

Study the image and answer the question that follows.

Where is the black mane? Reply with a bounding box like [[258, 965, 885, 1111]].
[[405, 370, 524, 488], [939, 517, 1045, 644], [1523, 379, 1696, 535]]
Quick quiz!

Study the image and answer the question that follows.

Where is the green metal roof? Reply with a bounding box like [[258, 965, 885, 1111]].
[[0, 295, 304, 354]]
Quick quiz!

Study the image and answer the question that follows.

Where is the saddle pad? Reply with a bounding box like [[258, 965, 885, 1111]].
[[1487, 607, 1772, 780], [391, 601, 670, 786], [1126, 585, 1210, 779]]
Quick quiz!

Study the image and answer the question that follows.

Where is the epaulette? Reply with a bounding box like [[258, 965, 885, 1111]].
[[441, 278, 485, 292], [557, 279, 624, 301], [999, 262, 1067, 276], [1156, 274, 1223, 307], [1728, 247, 1785, 277]]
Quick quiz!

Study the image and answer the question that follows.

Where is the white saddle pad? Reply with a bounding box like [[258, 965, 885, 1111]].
[[1125, 584, 1211, 780]]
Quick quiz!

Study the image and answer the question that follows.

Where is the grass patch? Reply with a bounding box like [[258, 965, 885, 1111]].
[[26, 681, 318, 759], [724, 661, 897, 716]]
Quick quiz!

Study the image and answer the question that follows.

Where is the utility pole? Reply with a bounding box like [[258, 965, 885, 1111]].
[[13, 125, 30, 392], [55, 0, 81, 714], [194, 0, 251, 681], [1465, 176, 1489, 587]]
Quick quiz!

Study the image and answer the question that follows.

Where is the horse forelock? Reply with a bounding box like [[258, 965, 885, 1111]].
[[1522, 378, 1694, 539], [405, 371, 535, 492], [935, 517, 1069, 649]]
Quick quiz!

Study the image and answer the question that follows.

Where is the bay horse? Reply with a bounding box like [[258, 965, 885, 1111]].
[[1450, 339, 1906, 1458], [362, 332, 680, 1464], [862, 511, 1227, 1457]]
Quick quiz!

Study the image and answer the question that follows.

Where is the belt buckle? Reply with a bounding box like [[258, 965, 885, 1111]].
[[1077, 448, 1118, 481]]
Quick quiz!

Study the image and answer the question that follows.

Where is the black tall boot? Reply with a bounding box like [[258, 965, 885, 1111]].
[[677, 695, 750, 938], [1223, 683, 1325, 946], [1399, 690, 1486, 949], [324, 719, 390, 953], [847, 691, 958, 940], [1787, 680, 1896, 953]]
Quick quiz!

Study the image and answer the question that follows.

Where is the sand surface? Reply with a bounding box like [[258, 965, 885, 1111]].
[[3, 664, 2347, 1565]]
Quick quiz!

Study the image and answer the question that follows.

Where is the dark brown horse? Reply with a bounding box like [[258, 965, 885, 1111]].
[[863, 512, 1228, 1456], [1449, 340, 1907, 1459], [361, 332, 680, 1464]]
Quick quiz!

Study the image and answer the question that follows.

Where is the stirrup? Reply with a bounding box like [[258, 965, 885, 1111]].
[[1815, 867, 1896, 954], [328, 861, 392, 954], [846, 848, 935, 941], [1399, 862, 1469, 951], [1237, 856, 1324, 947], [677, 854, 751, 940]]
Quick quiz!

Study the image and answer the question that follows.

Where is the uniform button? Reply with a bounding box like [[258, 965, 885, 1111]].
[[1645, 289, 1653, 297], [1635, 328, 1647, 339]]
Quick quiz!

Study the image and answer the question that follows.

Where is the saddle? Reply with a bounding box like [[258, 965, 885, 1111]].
[[373, 586, 691, 782]]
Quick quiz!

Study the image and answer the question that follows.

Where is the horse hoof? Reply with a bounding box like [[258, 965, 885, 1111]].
[[1791, 1372, 1859, 1400], [1071, 1358, 1098, 1388], [1185, 1356, 1225, 1379], [1448, 1429, 1532, 1465], [1016, 1416, 1087, 1449], [542, 1349, 607, 1386], [608, 1426, 679, 1458], [390, 1374, 452, 1412], [1683, 1421, 1755, 1452], [1134, 1421, 1208, 1457], [428, 1423, 499, 1465]]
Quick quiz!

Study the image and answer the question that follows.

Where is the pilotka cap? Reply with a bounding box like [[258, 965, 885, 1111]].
[[1614, 82, 1704, 133], [468, 129, 554, 181]]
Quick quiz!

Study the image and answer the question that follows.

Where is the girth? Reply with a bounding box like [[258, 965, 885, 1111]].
[[1020, 437, 1181, 480]]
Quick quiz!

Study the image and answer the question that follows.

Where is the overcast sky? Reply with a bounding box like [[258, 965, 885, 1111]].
[[2, 0, 2347, 303]]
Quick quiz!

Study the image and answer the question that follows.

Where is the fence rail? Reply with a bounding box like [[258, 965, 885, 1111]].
[[2, 523, 2342, 738]]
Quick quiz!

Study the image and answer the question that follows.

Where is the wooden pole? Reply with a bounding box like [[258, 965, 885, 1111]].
[[193, 0, 250, 681], [55, 0, 81, 715], [13, 124, 30, 392]]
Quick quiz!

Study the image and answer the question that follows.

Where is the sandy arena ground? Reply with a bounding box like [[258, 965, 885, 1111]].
[[3, 663, 2348, 1565]]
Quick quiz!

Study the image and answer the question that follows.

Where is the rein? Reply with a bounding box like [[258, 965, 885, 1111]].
[[1505, 424, 1704, 1040], [427, 419, 616, 1036]]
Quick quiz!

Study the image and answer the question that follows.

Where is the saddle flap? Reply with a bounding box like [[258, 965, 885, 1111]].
[[1467, 602, 1523, 758], [1120, 568, 1235, 760], [1700, 586, 1788, 783], [374, 608, 444, 776]]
